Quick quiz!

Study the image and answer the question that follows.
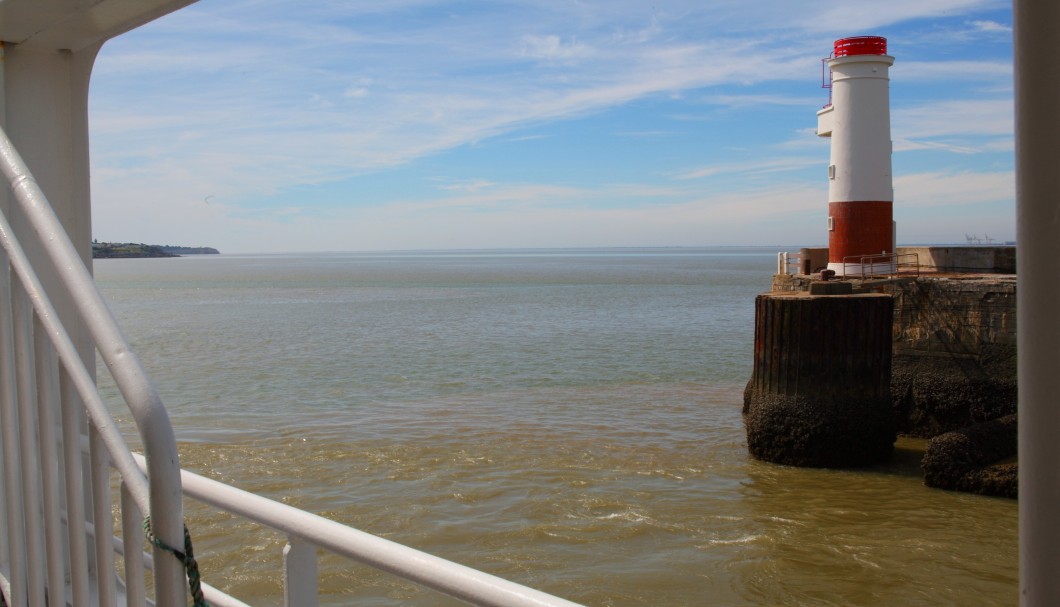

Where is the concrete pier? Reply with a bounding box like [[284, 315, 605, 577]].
[[762, 258, 1018, 496], [744, 292, 895, 467], [771, 270, 1017, 438]]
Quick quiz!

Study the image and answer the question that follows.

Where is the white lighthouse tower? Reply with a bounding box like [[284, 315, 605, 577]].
[[816, 36, 895, 276]]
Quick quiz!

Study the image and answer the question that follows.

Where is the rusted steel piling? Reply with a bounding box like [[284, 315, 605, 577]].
[[743, 292, 895, 467]]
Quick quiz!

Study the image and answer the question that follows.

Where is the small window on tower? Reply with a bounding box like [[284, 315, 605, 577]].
[[828, 216, 835, 231], [828, 164, 836, 180]]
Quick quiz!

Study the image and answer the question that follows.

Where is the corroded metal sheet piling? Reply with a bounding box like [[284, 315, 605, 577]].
[[744, 292, 895, 467]]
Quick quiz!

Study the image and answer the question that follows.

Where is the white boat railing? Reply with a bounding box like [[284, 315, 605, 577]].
[[0, 123, 583, 606], [131, 453, 585, 607], [0, 123, 188, 606]]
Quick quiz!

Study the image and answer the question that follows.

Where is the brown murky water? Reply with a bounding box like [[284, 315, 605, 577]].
[[97, 250, 1017, 606]]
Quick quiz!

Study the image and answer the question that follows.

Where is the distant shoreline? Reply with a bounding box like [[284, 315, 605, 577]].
[[92, 241, 220, 259]]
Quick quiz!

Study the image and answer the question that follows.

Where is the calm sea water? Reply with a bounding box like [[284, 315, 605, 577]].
[[94, 248, 1017, 607]]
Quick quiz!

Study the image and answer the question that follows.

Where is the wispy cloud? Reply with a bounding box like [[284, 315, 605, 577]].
[[894, 170, 1014, 207], [614, 130, 679, 138], [790, 0, 1004, 32], [967, 19, 1012, 34], [898, 60, 1012, 83], [894, 99, 1012, 140], [87, 0, 1016, 251], [702, 94, 824, 108], [675, 158, 821, 180], [893, 139, 982, 154], [519, 34, 595, 62], [435, 179, 498, 193]]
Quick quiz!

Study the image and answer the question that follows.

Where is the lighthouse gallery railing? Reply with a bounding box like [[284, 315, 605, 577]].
[[0, 124, 582, 606]]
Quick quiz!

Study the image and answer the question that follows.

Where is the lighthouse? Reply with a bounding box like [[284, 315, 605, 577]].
[[816, 36, 895, 276]]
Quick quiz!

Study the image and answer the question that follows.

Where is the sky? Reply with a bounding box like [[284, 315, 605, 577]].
[[87, 0, 1015, 254]]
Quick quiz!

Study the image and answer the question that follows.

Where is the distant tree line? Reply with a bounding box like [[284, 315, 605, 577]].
[[91, 240, 219, 258]]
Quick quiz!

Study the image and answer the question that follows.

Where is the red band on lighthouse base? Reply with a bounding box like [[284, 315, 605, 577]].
[[827, 200, 893, 276]]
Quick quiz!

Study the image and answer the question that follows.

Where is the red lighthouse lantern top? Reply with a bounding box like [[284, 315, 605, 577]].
[[833, 36, 887, 57]]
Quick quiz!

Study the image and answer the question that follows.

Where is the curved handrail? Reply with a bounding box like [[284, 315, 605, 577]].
[[133, 453, 585, 607], [0, 124, 187, 604], [1, 121, 585, 606]]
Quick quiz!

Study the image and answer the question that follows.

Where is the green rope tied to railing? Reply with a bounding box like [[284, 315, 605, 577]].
[[143, 516, 209, 607]]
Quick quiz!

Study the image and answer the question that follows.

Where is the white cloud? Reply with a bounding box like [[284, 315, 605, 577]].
[[343, 82, 372, 98], [86, 0, 1014, 252], [702, 94, 823, 108], [897, 60, 1012, 83], [92, 166, 1015, 253], [219, 182, 829, 252], [790, 0, 1003, 32], [435, 180, 498, 193], [893, 139, 981, 154], [894, 170, 1014, 207], [519, 34, 595, 61], [894, 99, 1012, 143], [968, 19, 1013, 34], [90, 4, 818, 171], [675, 158, 821, 180], [614, 130, 679, 138]]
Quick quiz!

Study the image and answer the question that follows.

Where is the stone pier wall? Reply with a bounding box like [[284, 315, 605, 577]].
[[899, 245, 1015, 274], [759, 258, 1017, 494], [768, 272, 1017, 438], [889, 276, 1017, 437]]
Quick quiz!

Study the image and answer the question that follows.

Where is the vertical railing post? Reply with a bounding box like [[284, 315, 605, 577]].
[[89, 427, 117, 607], [59, 369, 90, 607], [121, 483, 147, 606], [33, 318, 67, 603], [0, 252, 28, 606], [284, 537, 319, 607], [12, 280, 47, 607]]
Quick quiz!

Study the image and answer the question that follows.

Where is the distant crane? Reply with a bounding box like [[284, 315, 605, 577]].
[[965, 233, 995, 245]]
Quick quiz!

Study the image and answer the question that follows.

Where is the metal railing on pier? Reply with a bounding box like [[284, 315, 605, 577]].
[[777, 251, 802, 274], [0, 124, 582, 606], [841, 252, 920, 279], [777, 250, 919, 279]]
